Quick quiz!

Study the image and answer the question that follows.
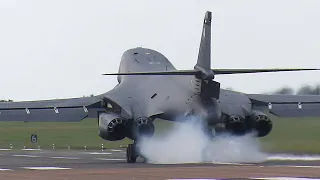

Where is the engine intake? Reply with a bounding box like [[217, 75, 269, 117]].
[[132, 117, 155, 140], [252, 112, 273, 137], [225, 115, 246, 135], [98, 112, 127, 141]]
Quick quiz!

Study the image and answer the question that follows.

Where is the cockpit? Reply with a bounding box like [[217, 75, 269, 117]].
[[118, 47, 176, 74]]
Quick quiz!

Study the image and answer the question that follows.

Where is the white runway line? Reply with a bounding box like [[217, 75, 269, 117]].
[[213, 162, 252, 166], [268, 154, 320, 161], [50, 156, 80, 160], [22, 167, 71, 170], [252, 177, 320, 180], [95, 158, 126, 161], [86, 152, 112, 155], [168, 179, 219, 180], [0, 168, 12, 171], [274, 165, 320, 168], [12, 155, 42, 158], [21, 149, 41, 151], [0, 149, 11, 151], [110, 149, 122, 152]]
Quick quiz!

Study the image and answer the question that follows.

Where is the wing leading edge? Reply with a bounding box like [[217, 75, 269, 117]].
[[0, 96, 105, 122], [102, 68, 320, 76], [248, 94, 320, 117]]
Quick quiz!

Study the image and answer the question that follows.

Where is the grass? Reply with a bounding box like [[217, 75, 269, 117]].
[[260, 115, 320, 154], [0, 119, 173, 150], [0, 119, 126, 150], [0, 116, 320, 153]]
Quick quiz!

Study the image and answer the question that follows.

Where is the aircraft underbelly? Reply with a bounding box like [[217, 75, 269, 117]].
[[218, 90, 252, 118]]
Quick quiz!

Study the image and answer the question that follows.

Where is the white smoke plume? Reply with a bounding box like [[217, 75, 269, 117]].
[[137, 116, 268, 164]]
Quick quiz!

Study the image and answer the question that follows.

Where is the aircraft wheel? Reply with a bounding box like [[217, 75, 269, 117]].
[[126, 144, 137, 163]]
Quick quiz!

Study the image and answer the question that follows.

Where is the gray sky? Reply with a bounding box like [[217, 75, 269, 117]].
[[1, 0, 320, 101]]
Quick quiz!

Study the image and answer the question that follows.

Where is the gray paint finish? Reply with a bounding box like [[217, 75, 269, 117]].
[[0, 11, 320, 136]]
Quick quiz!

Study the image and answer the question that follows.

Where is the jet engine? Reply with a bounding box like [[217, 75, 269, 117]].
[[251, 111, 273, 137], [98, 112, 127, 141], [225, 115, 246, 135], [131, 117, 155, 140]]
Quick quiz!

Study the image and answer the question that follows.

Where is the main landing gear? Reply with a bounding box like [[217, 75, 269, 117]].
[[126, 143, 138, 163], [126, 141, 148, 163]]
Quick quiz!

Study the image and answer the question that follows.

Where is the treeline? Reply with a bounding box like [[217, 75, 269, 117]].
[[82, 94, 94, 97], [0, 99, 13, 102], [270, 84, 320, 95]]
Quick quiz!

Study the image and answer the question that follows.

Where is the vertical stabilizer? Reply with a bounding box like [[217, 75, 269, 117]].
[[195, 11, 212, 73]]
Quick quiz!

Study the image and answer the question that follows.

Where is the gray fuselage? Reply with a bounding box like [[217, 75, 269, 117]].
[[103, 47, 252, 125]]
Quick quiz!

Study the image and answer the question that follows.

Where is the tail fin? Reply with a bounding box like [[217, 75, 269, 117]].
[[194, 11, 212, 72], [102, 11, 320, 78]]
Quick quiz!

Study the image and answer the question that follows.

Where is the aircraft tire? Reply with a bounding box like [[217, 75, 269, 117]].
[[126, 144, 137, 163]]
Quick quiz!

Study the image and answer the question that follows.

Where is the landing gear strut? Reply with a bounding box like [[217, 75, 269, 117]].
[[126, 141, 148, 163], [126, 143, 138, 163]]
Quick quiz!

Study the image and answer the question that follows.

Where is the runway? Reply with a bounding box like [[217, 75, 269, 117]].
[[0, 148, 320, 180]]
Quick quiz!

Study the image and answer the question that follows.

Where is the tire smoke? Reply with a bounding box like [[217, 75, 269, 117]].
[[137, 116, 267, 164]]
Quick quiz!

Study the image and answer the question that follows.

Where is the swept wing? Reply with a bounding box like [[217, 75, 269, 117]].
[[0, 95, 105, 122], [248, 94, 320, 117]]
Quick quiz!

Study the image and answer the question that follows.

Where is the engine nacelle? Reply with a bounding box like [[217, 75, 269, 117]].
[[225, 115, 246, 135], [251, 111, 273, 137], [131, 117, 155, 140], [98, 112, 127, 141]]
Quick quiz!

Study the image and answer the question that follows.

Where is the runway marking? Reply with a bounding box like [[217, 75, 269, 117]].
[[50, 156, 80, 160], [169, 178, 320, 180], [167, 179, 219, 180], [252, 177, 320, 180], [22, 167, 71, 170], [0, 168, 12, 171], [273, 165, 320, 168], [268, 155, 320, 161], [213, 162, 252, 166], [21, 149, 41, 151], [95, 158, 126, 161], [13, 154, 42, 158], [0, 149, 11, 151], [167, 179, 220, 180], [110, 149, 122, 152], [86, 152, 112, 155]]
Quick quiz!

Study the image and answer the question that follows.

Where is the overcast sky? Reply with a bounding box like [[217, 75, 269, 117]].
[[1, 0, 320, 101]]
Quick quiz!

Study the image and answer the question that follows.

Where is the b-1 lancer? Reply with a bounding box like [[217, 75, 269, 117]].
[[1, 11, 320, 163]]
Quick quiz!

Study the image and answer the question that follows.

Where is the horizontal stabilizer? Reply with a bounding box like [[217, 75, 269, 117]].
[[102, 68, 319, 76], [212, 68, 320, 75], [102, 70, 198, 76]]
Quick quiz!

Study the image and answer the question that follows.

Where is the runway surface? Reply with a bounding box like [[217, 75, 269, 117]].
[[0, 148, 320, 180]]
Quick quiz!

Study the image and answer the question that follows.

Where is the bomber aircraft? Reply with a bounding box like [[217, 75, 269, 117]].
[[1, 11, 320, 163]]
